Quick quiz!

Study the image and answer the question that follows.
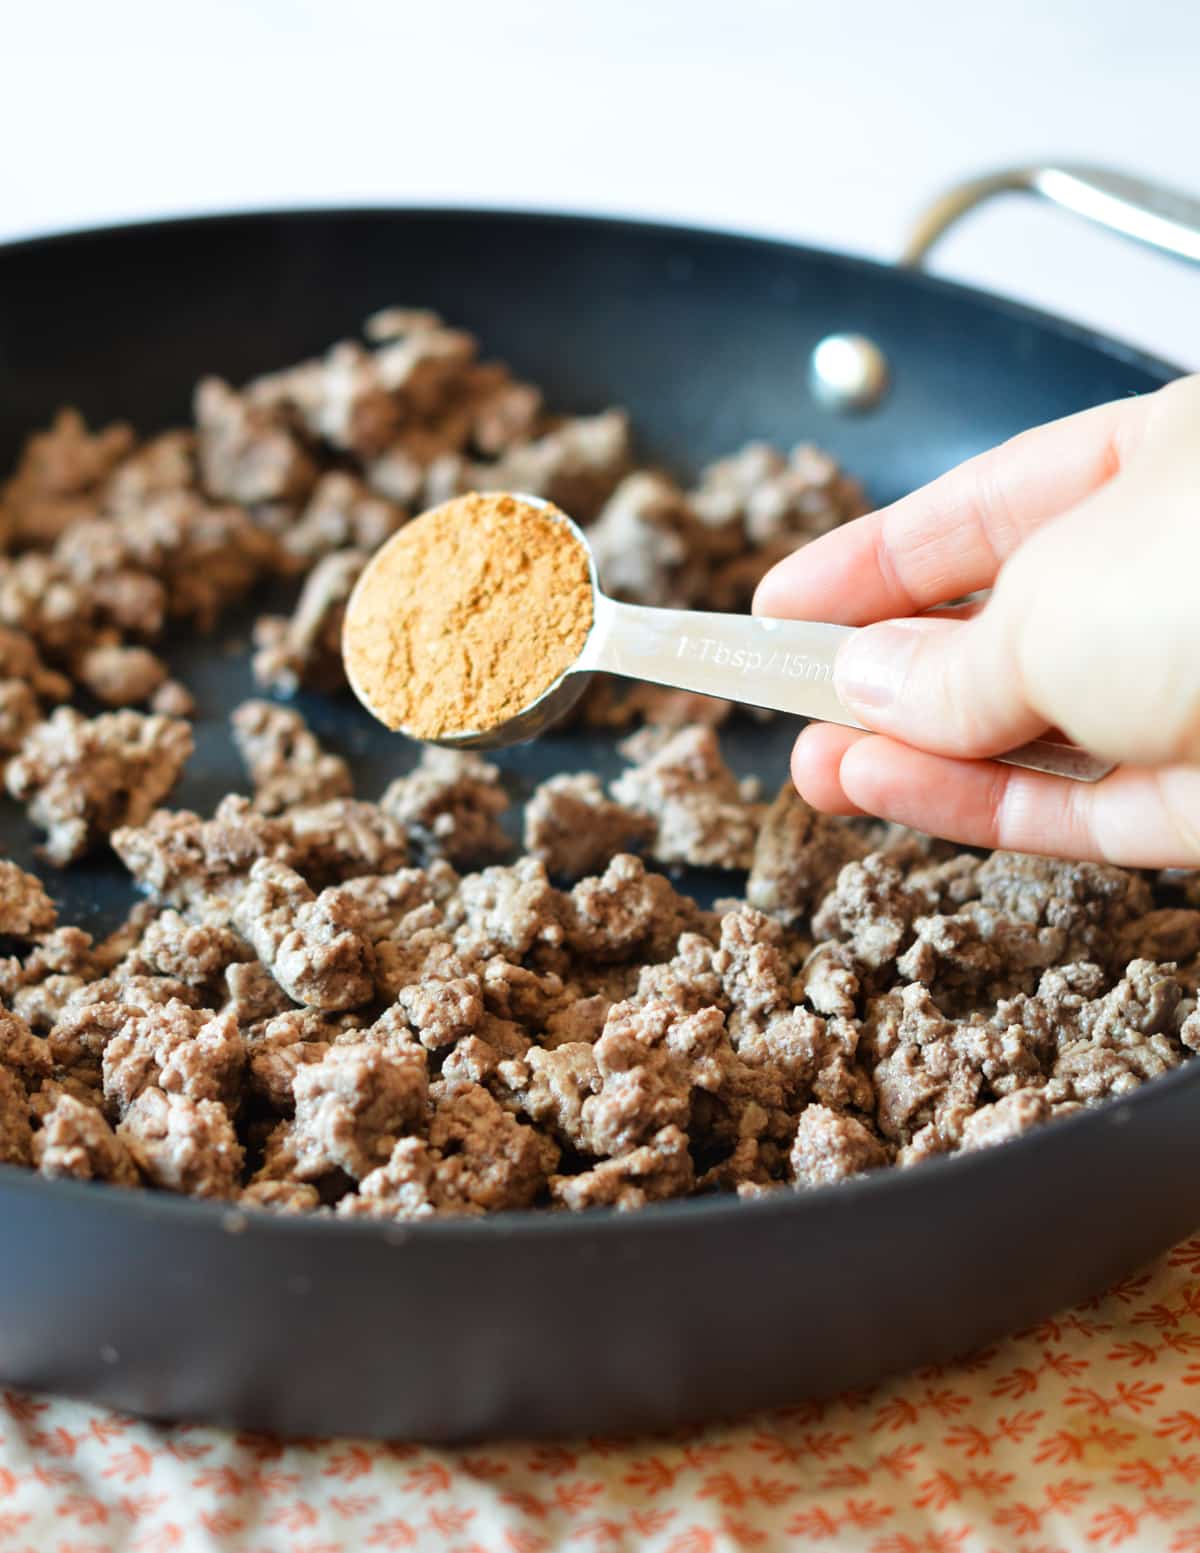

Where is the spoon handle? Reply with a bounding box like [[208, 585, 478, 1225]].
[[580, 598, 1113, 784]]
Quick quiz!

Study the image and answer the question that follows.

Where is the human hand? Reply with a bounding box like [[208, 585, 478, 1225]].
[[752, 375, 1200, 867]]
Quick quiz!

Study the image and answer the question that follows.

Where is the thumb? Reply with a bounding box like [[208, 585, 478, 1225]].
[[833, 608, 1046, 759]]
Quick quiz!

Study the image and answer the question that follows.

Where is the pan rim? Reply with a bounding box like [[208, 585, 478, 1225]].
[[0, 201, 1184, 386], [0, 202, 1190, 1246]]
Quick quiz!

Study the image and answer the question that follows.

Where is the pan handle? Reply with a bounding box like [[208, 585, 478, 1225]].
[[901, 164, 1200, 269]]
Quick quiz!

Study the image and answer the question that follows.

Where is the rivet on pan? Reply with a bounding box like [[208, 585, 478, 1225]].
[[100, 1345, 120, 1365], [809, 333, 889, 412]]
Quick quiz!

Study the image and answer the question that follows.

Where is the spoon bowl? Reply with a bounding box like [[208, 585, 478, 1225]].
[[424, 496, 600, 749]]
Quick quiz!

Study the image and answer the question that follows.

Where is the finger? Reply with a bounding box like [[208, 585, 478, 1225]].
[[790, 723, 870, 814], [831, 394, 1200, 767], [835, 736, 1200, 867], [833, 612, 1048, 759], [752, 392, 1149, 625], [998, 424, 1200, 767]]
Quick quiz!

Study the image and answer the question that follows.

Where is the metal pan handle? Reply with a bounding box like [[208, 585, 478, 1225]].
[[901, 164, 1200, 269]]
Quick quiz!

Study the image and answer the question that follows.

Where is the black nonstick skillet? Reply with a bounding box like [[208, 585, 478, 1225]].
[[1, 165, 1198, 1440]]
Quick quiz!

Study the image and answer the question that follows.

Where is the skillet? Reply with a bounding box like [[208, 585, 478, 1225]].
[[0, 165, 1198, 1441]]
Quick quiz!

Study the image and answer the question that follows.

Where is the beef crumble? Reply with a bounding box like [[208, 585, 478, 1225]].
[[6, 709, 193, 865]]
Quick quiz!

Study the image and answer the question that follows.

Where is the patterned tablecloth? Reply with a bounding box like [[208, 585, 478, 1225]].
[[4, 1235, 1200, 1553]]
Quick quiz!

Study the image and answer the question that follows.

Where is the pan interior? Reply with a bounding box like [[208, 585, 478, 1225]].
[[0, 209, 1172, 933]]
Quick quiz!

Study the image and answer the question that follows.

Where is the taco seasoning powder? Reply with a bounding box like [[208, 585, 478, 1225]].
[[342, 492, 594, 739]]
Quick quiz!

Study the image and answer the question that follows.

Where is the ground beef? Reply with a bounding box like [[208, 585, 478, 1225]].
[[252, 549, 367, 696], [587, 471, 714, 609], [798, 941, 861, 1019], [280, 798, 409, 885], [33, 1092, 140, 1185], [231, 859, 375, 1011], [974, 852, 1153, 967], [611, 725, 763, 870], [55, 490, 278, 633], [550, 1124, 694, 1211], [0, 408, 133, 548], [566, 853, 705, 963], [747, 784, 870, 927], [693, 441, 867, 611], [580, 998, 723, 1156], [500, 1040, 600, 1146], [124, 911, 249, 990], [240, 1178, 322, 1214], [0, 1067, 33, 1165], [101, 430, 195, 518], [223, 959, 294, 1026], [334, 860, 458, 943], [0, 680, 43, 767], [73, 643, 168, 708], [117, 1086, 243, 1198], [278, 472, 405, 569], [0, 1005, 51, 1086], [2, 928, 101, 1033], [812, 851, 927, 975], [150, 679, 196, 718], [47, 979, 203, 1086], [194, 376, 318, 508], [370, 914, 468, 1006], [0, 861, 57, 939], [289, 1043, 428, 1181], [0, 628, 71, 708], [960, 1089, 1056, 1151], [0, 555, 96, 662], [2, 306, 1195, 1224], [523, 772, 654, 880], [341, 1079, 558, 1219], [459, 409, 632, 521], [790, 1103, 889, 1187], [381, 747, 510, 867], [112, 795, 296, 912], [426, 1079, 558, 1207], [101, 999, 245, 1116], [396, 971, 483, 1051], [94, 903, 159, 972], [6, 708, 193, 865], [231, 699, 352, 815], [243, 1007, 365, 1111], [454, 858, 567, 961], [1044, 958, 1188, 1104]]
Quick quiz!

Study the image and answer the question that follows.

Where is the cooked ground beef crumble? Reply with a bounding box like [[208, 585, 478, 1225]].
[[0, 308, 1196, 1220]]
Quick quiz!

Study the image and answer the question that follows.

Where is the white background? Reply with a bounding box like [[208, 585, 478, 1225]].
[[4, 0, 1198, 369]]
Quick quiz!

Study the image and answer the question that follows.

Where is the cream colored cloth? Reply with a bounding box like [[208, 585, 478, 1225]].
[[3, 1234, 1200, 1553]]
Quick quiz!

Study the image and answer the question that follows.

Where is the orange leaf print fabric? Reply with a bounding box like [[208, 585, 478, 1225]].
[[6, 1238, 1200, 1552]]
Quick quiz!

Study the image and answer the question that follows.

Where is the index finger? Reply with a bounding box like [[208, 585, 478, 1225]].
[[752, 391, 1149, 626], [794, 725, 1200, 868]]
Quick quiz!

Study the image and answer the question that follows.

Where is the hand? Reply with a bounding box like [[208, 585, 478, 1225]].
[[752, 374, 1200, 868]]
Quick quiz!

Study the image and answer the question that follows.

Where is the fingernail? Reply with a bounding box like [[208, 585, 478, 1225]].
[[835, 623, 920, 711]]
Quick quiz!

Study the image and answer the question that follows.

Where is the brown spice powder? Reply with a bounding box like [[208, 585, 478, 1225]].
[[342, 492, 594, 738]]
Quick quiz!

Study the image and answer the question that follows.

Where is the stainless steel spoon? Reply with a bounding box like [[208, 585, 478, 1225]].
[[345, 495, 1113, 783]]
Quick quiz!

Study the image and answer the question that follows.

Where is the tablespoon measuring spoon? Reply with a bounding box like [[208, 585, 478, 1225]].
[[345, 494, 1113, 783]]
